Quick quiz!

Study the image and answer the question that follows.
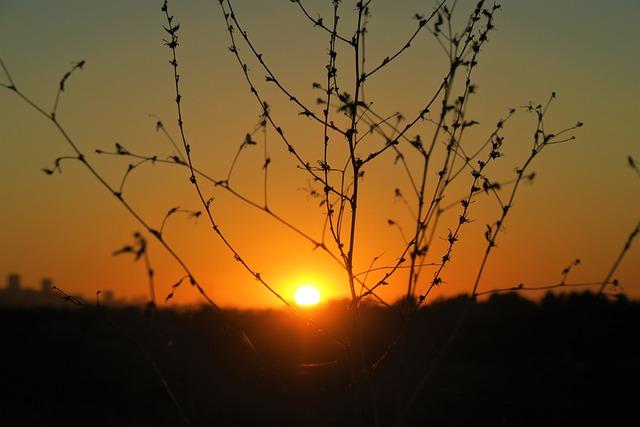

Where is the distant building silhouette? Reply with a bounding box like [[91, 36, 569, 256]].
[[41, 278, 53, 293], [7, 273, 20, 291], [1, 273, 126, 308], [1, 273, 73, 307], [102, 290, 114, 305], [1, 273, 58, 307]]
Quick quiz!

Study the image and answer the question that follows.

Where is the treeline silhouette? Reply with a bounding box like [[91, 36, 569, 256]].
[[2, 291, 638, 426]]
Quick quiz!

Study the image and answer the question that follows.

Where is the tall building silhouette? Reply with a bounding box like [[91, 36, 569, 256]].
[[41, 278, 53, 293], [7, 273, 20, 291], [2, 274, 61, 307], [2, 273, 123, 307]]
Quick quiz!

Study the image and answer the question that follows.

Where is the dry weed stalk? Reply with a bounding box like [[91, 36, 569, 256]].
[[2, 0, 638, 424]]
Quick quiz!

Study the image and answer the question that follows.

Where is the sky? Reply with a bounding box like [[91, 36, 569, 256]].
[[1, 0, 638, 308]]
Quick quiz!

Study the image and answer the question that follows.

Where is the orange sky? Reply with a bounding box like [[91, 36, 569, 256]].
[[1, 0, 638, 308]]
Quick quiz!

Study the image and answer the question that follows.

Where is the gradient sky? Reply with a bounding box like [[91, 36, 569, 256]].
[[1, 0, 638, 308]]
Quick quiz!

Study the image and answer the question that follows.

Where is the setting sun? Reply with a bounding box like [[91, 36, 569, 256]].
[[294, 285, 321, 306]]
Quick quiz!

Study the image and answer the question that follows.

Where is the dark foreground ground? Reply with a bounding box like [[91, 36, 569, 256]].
[[1, 292, 638, 426]]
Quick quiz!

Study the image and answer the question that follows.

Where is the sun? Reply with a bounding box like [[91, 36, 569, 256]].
[[294, 285, 321, 306]]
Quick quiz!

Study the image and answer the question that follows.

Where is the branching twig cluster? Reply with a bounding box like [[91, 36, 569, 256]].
[[2, 0, 638, 425]]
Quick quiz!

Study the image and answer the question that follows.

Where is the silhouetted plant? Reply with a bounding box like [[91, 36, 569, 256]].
[[1, 0, 638, 424]]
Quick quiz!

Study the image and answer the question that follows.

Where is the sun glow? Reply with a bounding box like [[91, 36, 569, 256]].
[[294, 285, 321, 306]]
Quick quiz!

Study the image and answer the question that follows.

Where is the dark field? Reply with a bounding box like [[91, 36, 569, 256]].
[[2, 292, 638, 426]]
